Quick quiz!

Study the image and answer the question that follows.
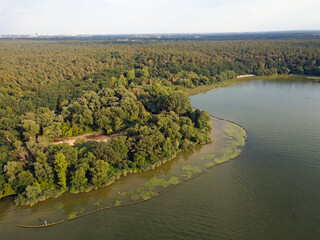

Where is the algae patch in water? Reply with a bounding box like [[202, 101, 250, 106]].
[[17, 117, 247, 227]]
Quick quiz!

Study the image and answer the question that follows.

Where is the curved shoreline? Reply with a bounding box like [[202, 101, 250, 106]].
[[17, 115, 248, 229], [211, 114, 248, 137]]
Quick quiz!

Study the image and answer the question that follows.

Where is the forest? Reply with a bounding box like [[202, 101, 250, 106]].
[[0, 38, 319, 205]]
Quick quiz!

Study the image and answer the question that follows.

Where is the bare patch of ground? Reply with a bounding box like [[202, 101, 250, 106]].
[[52, 131, 124, 146], [237, 74, 256, 78]]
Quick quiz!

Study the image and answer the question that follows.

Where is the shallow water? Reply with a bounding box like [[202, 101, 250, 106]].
[[0, 116, 246, 239], [1, 75, 320, 240]]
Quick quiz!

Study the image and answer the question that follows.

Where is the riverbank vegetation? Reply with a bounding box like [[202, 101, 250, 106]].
[[0, 38, 319, 205]]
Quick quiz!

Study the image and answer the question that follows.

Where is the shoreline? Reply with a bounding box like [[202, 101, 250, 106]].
[[10, 74, 254, 228], [16, 73, 310, 208], [16, 115, 248, 228], [186, 74, 313, 96]]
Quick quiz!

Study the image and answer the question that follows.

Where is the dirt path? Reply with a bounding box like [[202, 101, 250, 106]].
[[52, 131, 124, 146]]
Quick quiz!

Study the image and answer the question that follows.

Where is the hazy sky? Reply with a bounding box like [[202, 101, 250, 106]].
[[1, 0, 320, 35]]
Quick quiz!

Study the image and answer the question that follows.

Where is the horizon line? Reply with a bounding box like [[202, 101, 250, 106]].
[[1, 30, 320, 37]]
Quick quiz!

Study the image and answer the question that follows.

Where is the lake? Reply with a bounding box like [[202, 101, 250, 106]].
[[1, 75, 319, 239]]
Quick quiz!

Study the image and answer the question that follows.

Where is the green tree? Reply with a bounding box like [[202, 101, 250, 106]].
[[90, 160, 109, 187], [141, 68, 149, 78], [54, 153, 68, 189], [4, 161, 23, 185], [126, 69, 135, 81], [94, 142, 120, 164], [25, 183, 42, 202], [22, 120, 40, 140], [167, 91, 190, 115], [70, 166, 88, 192], [16, 171, 35, 191], [110, 137, 128, 160], [34, 152, 54, 182]]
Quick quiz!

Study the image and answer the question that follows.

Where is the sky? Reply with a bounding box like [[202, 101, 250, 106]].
[[0, 0, 320, 35]]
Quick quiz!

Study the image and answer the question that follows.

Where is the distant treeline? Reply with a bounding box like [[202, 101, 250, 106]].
[[0, 38, 319, 205], [2, 31, 320, 41]]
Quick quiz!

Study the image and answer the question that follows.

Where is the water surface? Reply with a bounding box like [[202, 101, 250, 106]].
[[1, 75, 320, 240], [190, 75, 320, 239]]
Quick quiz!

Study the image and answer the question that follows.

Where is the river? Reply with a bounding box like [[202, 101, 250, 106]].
[[1, 75, 319, 239]]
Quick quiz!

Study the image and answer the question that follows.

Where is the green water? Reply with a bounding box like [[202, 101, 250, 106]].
[[1, 75, 320, 239], [0, 117, 246, 239]]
